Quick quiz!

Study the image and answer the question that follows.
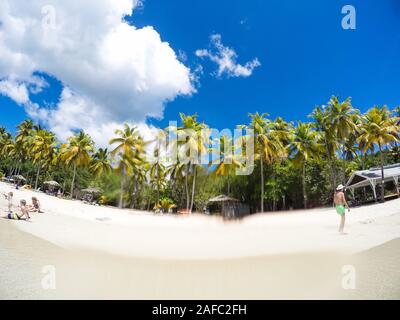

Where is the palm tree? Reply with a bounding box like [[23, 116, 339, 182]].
[[310, 96, 358, 190], [290, 122, 323, 208], [0, 128, 12, 163], [393, 106, 400, 121], [150, 146, 167, 205], [14, 120, 34, 175], [16, 120, 34, 144], [175, 113, 208, 213], [62, 131, 94, 198], [247, 113, 287, 212], [91, 148, 112, 178], [109, 124, 146, 208], [358, 106, 399, 202], [30, 129, 57, 189], [210, 135, 243, 195]]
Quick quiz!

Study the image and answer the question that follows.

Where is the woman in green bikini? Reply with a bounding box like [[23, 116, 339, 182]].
[[334, 185, 350, 234]]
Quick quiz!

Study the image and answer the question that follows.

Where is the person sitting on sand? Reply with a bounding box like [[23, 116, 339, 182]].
[[2, 199, 31, 221], [28, 197, 43, 213], [3, 191, 13, 213], [334, 185, 350, 234]]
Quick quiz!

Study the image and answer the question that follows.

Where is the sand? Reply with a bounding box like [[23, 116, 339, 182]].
[[0, 181, 399, 299]]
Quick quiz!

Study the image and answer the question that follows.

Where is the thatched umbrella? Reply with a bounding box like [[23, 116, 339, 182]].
[[12, 175, 27, 182], [81, 187, 102, 195], [208, 195, 239, 203], [44, 180, 61, 187], [81, 187, 102, 202], [44, 180, 61, 192]]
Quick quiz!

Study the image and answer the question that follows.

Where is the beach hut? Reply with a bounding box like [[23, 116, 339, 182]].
[[208, 195, 249, 219], [346, 163, 400, 201]]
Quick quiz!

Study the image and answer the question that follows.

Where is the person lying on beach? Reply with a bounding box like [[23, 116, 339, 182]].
[[334, 185, 350, 234], [28, 197, 43, 213], [1, 199, 31, 221], [2, 191, 13, 213]]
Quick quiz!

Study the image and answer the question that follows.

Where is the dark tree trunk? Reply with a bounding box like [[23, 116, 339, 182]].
[[35, 162, 41, 190], [302, 162, 308, 209], [119, 164, 126, 209], [190, 166, 197, 213], [260, 152, 264, 213], [70, 161, 77, 199], [185, 164, 190, 211], [282, 195, 286, 211]]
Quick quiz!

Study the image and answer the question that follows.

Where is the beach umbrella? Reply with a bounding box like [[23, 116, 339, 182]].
[[12, 175, 26, 182], [44, 180, 61, 187], [208, 195, 239, 203], [81, 187, 102, 195]]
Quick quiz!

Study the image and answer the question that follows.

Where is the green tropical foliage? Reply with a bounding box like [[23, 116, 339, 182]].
[[0, 96, 399, 213]]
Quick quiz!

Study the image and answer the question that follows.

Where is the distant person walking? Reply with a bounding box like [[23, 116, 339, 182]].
[[334, 185, 350, 234]]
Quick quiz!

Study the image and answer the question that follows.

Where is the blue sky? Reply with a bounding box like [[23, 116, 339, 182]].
[[1, 0, 400, 138]]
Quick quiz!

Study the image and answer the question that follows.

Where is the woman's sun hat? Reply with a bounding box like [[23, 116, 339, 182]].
[[336, 184, 345, 191]]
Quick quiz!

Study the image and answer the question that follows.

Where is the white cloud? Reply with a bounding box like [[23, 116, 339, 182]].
[[0, 79, 30, 104], [196, 34, 260, 78], [0, 0, 195, 146]]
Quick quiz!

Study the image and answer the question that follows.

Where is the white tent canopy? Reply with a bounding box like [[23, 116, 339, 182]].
[[346, 163, 400, 199]]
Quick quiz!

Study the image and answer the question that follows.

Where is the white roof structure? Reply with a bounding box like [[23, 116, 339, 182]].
[[346, 163, 400, 199]]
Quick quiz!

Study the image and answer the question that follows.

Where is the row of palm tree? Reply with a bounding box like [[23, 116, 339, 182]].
[[0, 96, 399, 212]]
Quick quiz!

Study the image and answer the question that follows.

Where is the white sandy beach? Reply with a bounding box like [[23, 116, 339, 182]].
[[1, 181, 399, 299]]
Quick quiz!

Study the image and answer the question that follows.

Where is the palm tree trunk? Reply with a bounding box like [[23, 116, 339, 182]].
[[34, 162, 41, 190], [8, 166, 13, 177], [10, 165, 17, 177], [190, 166, 197, 213], [260, 152, 264, 213], [130, 178, 138, 209], [156, 168, 160, 205], [185, 164, 190, 211], [227, 175, 231, 195], [70, 161, 77, 199], [119, 172, 125, 208], [324, 138, 337, 192], [341, 145, 347, 184], [331, 158, 337, 189], [379, 145, 385, 202], [361, 153, 367, 201], [302, 162, 308, 209], [272, 165, 276, 212], [15, 161, 21, 175]]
